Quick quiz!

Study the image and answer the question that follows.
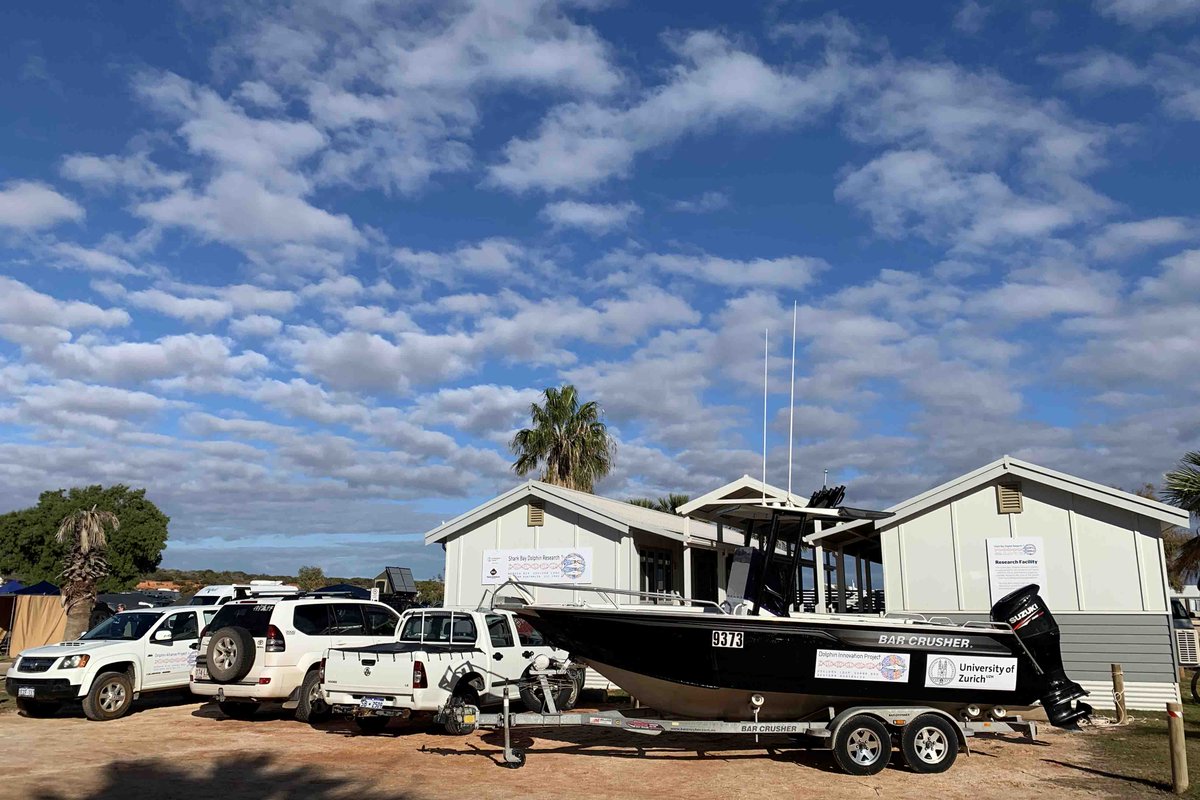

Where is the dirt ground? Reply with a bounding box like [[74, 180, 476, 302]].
[[0, 696, 1179, 800]]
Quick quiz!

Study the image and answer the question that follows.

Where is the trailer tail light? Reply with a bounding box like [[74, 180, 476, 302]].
[[266, 624, 286, 652], [413, 660, 427, 689]]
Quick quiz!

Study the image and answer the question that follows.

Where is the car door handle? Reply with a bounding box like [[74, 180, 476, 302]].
[[522, 650, 533, 659], [492, 652, 504, 661]]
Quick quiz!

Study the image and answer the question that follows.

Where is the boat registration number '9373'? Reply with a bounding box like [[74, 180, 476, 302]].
[[712, 631, 744, 648]]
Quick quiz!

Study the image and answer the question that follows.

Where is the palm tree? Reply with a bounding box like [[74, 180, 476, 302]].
[[1162, 452, 1200, 585], [627, 494, 691, 513], [57, 505, 119, 640], [510, 385, 615, 493]]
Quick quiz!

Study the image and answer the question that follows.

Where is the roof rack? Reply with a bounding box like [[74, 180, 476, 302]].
[[231, 590, 363, 602]]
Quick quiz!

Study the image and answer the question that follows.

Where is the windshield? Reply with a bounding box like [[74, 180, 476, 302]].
[[81, 612, 164, 641], [191, 595, 222, 606]]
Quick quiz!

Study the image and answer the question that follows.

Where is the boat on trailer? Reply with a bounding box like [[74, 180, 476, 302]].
[[496, 488, 1093, 731]]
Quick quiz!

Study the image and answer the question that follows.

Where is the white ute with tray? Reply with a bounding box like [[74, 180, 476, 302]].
[[320, 608, 582, 734], [5, 606, 217, 720]]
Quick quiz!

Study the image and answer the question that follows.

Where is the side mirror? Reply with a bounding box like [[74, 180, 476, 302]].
[[153, 629, 173, 642]]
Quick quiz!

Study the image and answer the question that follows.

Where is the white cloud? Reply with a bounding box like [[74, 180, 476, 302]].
[[541, 200, 639, 233], [60, 152, 187, 192], [0, 277, 129, 330], [488, 30, 851, 192], [37, 334, 268, 384], [394, 238, 530, 283], [0, 181, 84, 230], [1046, 50, 1146, 91], [1095, 0, 1200, 27], [47, 242, 141, 275], [953, 1, 991, 33], [127, 289, 233, 323], [643, 252, 827, 289], [229, 315, 284, 338], [1090, 217, 1195, 259], [136, 171, 360, 249], [670, 190, 729, 213]]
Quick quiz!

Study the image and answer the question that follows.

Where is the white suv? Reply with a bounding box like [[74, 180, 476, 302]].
[[190, 595, 400, 721]]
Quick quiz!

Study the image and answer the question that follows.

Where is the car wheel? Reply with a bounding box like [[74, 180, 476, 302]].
[[900, 714, 959, 774], [218, 701, 260, 720], [205, 626, 256, 683], [832, 714, 893, 776], [82, 671, 134, 721], [441, 687, 479, 735], [15, 698, 61, 718], [295, 669, 331, 724], [354, 716, 390, 734]]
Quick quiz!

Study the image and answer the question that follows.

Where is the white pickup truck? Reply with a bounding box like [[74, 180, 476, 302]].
[[5, 606, 217, 720], [321, 608, 581, 733]]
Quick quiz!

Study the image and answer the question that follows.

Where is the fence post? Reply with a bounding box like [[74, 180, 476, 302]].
[[1112, 663, 1128, 724], [1167, 701, 1188, 795]]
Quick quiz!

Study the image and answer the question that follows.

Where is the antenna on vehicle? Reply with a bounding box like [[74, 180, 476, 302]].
[[762, 327, 768, 506], [823, 468, 828, 488], [787, 301, 797, 502]]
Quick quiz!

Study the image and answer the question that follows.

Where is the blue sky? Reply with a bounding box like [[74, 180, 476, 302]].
[[1, 0, 1199, 578]]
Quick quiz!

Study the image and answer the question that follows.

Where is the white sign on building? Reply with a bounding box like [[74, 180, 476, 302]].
[[482, 548, 594, 585], [986, 537, 1047, 602]]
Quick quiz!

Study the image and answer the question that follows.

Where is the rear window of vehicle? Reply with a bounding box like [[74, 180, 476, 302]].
[[207, 603, 274, 636], [399, 612, 476, 644]]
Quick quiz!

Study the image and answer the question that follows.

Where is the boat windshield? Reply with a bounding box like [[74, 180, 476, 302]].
[[81, 611, 164, 641]]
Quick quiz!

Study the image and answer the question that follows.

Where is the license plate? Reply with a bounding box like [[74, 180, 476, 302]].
[[712, 630, 744, 648], [195, 666, 210, 681], [18, 686, 35, 698], [360, 697, 385, 710]]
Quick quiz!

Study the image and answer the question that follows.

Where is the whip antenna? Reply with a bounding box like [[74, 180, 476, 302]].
[[762, 328, 768, 505], [787, 301, 797, 501]]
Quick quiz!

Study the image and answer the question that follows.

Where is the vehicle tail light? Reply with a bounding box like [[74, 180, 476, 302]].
[[266, 624, 286, 652], [413, 660, 427, 689], [318, 658, 326, 682], [258, 677, 272, 685]]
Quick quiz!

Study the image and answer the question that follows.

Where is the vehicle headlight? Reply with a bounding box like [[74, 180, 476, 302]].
[[58, 654, 90, 669]]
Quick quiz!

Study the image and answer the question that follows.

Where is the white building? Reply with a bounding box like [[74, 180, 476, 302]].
[[813, 456, 1188, 709]]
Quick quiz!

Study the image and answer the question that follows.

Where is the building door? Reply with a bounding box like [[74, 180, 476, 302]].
[[691, 549, 718, 602], [639, 547, 675, 601]]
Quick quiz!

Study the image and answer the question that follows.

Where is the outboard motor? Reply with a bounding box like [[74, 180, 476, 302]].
[[990, 584, 1093, 728]]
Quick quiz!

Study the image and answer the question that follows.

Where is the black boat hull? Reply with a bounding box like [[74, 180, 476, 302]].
[[513, 606, 1050, 721]]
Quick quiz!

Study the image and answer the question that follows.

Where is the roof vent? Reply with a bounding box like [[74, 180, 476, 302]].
[[996, 483, 1023, 514], [527, 500, 545, 527]]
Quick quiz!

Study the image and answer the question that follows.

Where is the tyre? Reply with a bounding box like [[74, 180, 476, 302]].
[[442, 688, 479, 735], [15, 698, 61, 718], [295, 669, 331, 723], [519, 668, 573, 713], [205, 626, 256, 683], [832, 714, 892, 776], [354, 716, 390, 734], [218, 701, 260, 720], [562, 666, 585, 711], [900, 714, 959, 774], [82, 671, 134, 721]]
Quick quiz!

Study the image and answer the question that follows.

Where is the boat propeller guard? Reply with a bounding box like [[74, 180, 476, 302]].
[[990, 584, 1093, 728]]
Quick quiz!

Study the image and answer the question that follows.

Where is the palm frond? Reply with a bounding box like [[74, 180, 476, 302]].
[[510, 384, 615, 493], [1163, 452, 1200, 514]]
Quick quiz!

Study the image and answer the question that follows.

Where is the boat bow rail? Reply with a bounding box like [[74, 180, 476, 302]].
[[490, 578, 730, 614]]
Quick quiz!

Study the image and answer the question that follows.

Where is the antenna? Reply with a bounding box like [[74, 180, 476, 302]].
[[762, 327, 768, 505], [787, 301, 797, 501], [823, 468, 828, 488]]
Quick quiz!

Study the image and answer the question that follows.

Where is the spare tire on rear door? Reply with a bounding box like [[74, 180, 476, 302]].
[[206, 626, 256, 683]]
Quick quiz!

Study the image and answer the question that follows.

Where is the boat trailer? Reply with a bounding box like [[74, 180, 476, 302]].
[[437, 669, 1039, 776]]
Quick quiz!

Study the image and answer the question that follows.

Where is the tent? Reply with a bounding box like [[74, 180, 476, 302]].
[[0, 580, 26, 595], [316, 583, 371, 599], [1, 582, 67, 656]]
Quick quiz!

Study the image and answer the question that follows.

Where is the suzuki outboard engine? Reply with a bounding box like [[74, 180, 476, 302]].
[[990, 584, 1093, 728]]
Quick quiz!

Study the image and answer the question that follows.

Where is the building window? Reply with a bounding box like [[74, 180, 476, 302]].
[[640, 547, 675, 601]]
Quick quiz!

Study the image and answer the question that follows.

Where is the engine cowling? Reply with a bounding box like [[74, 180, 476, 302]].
[[990, 584, 1093, 729]]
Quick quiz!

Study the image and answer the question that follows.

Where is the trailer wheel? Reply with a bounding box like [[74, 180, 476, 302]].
[[901, 714, 959, 774], [502, 749, 526, 769], [832, 715, 892, 776]]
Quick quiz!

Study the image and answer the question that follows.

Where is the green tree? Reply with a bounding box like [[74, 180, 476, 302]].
[[415, 578, 444, 605], [1161, 456, 1200, 585], [296, 565, 325, 591], [510, 385, 615, 492], [627, 494, 691, 513], [57, 506, 119, 640], [0, 485, 169, 591]]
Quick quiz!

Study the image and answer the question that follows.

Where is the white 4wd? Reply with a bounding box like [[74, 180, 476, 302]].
[[190, 596, 400, 721], [321, 608, 583, 734], [4, 606, 218, 720]]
